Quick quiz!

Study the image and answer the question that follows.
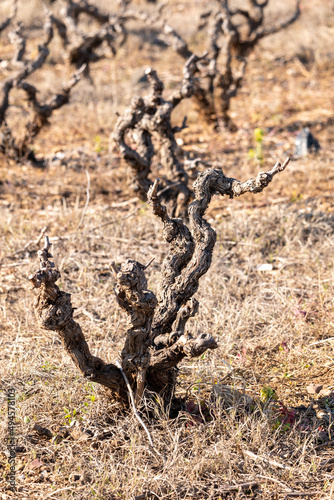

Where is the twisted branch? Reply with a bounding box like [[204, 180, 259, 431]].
[[113, 57, 202, 217], [29, 237, 126, 400], [54, 0, 150, 73], [18, 65, 84, 143], [149, 158, 290, 340], [0, 14, 83, 164], [0, 12, 53, 128], [29, 160, 289, 407], [162, 0, 300, 128]]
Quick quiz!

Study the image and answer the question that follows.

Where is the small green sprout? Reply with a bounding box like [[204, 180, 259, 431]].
[[249, 127, 264, 163], [260, 385, 277, 403]]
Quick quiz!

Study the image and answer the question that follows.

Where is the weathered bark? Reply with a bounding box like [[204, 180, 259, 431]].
[[112, 95, 153, 199], [18, 65, 84, 146], [30, 159, 289, 409], [29, 238, 127, 401], [113, 259, 157, 404], [149, 159, 290, 340], [162, 0, 300, 129], [113, 57, 202, 218]]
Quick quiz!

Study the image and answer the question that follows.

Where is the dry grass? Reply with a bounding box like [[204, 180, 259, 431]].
[[1, 0, 334, 498]]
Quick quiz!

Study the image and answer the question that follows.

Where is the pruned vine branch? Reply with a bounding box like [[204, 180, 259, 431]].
[[113, 57, 205, 218], [17, 64, 84, 145], [0, 11, 83, 165], [29, 158, 289, 409], [162, 0, 300, 128], [148, 158, 290, 342]]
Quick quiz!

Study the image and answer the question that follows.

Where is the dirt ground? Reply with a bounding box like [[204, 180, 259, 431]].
[[0, 0, 334, 498]]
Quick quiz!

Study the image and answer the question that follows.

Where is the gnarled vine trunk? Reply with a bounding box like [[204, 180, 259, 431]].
[[29, 158, 289, 410], [113, 57, 202, 219], [162, 0, 300, 129], [0, 10, 83, 165]]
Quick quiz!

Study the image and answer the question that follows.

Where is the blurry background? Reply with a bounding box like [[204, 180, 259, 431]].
[[0, 1, 334, 498]]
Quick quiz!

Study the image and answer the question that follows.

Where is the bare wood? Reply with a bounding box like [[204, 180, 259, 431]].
[[162, 23, 192, 60], [30, 132, 288, 407], [0, 12, 53, 128], [239, 1, 301, 51], [55, 0, 147, 73], [18, 64, 84, 143], [112, 96, 152, 199], [29, 58, 289, 408], [243, 449, 292, 470], [114, 259, 157, 375], [0, 12, 54, 163], [150, 332, 218, 371], [29, 237, 126, 400]]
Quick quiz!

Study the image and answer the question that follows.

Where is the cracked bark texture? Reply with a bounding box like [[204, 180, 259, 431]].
[[29, 237, 127, 402], [0, 13, 83, 165], [30, 159, 289, 409], [162, 0, 300, 129], [113, 57, 202, 219]]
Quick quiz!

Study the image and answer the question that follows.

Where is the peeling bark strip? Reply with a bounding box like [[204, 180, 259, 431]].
[[162, 0, 300, 128], [30, 160, 289, 409], [113, 57, 202, 218]]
